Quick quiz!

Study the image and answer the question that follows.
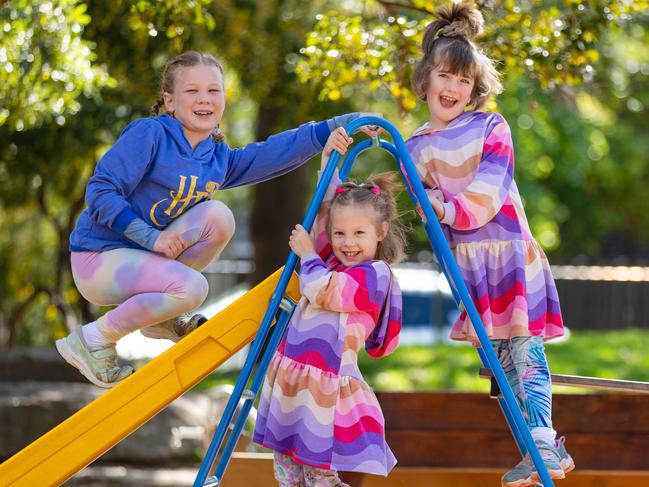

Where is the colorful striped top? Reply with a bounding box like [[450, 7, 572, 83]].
[[406, 110, 533, 245], [406, 111, 564, 341]]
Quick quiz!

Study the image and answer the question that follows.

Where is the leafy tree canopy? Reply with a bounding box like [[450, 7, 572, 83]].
[[0, 0, 111, 130], [297, 0, 648, 111]]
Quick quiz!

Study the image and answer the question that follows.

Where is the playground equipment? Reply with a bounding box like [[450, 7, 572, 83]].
[[4, 116, 642, 486], [193, 116, 558, 487], [480, 368, 649, 395], [0, 268, 300, 486]]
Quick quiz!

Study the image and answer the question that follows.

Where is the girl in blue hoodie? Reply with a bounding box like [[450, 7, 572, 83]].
[[57, 50, 379, 388]]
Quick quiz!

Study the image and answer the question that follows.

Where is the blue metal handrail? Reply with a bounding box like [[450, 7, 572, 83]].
[[194, 116, 554, 486]]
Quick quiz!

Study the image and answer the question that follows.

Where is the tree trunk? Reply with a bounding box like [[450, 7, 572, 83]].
[[250, 106, 309, 286]]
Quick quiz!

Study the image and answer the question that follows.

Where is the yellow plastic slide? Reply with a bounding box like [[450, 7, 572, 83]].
[[0, 268, 300, 487]]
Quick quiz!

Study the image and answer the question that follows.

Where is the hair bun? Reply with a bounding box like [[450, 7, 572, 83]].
[[436, 2, 484, 41]]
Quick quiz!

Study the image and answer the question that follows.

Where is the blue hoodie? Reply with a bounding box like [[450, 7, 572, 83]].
[[70, 114, 336, 252]]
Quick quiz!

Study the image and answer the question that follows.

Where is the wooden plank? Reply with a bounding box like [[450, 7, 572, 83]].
[[221, 452, 275, 487], [375, 391, 507, 432], [383, 430, 649, 470], [342, 468, 649, 487], [221, 454, 649, 487], [374, 392, 649, 471], [479, 368, 649, 394], [551, 394, 649, 432], [376, 391, 649, 433]]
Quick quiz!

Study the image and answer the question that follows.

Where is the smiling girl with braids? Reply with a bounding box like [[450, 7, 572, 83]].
[[57, 50, 379, 388]]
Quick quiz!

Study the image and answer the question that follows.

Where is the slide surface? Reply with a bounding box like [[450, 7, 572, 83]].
[[0, 268, 300, 487]]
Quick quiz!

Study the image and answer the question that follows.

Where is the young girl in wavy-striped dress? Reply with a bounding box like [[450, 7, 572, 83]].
[[254, 127, 405, 486], [404, 4, 574, 487]]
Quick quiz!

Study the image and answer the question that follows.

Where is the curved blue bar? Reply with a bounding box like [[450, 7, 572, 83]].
[[195, 115, 554, 487]]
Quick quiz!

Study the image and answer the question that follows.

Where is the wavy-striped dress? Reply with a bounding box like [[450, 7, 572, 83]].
[[405, 111, 564, 342], [253, 174, 402, 476]]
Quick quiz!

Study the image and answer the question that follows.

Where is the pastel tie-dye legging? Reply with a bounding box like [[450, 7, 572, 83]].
[[273, 452, 349, 487], [71, 200, 235, 341], [491, 336, 553, 429]]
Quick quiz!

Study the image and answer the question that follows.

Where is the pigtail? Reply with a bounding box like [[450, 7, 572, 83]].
[[211, 125, 224, 143], [150, 97, 165, 116], [367, 172, 407, 265]]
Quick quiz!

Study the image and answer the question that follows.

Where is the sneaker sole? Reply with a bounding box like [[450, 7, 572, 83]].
[[531, 468, 565, 483], [140, 327, 182, 342], [56, 338, 121, 389], [141, 316, 207, 343], [561, 458, 575, 474], [501, 478, 535, 487]]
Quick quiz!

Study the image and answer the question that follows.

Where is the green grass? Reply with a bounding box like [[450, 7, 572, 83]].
[[198, 329, 649, 393]]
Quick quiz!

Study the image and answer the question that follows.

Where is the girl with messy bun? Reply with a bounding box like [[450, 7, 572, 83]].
[[406, 3, 574, 486], [412, 1, 501, 110]]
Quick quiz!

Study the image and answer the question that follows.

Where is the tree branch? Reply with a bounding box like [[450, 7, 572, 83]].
[[376, 0, 433, 16], [6, 287, 48, 348]]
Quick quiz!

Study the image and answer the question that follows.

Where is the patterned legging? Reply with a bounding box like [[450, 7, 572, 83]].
[[273, 452, 349, 487], [71, 200, 235, 340], [491, 336, 553, 429]]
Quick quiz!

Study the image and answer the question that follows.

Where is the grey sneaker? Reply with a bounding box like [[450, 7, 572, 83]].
[[501, 454, 534, 487], [55, 328, 134, 388], [140, 313, 207, 342], [555, 436, 575, 474], [531, 439, 566, 482]]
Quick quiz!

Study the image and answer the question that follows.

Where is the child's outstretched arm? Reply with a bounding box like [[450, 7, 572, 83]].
[[320, 113, 383, 172], [220, 113, 382, 190]]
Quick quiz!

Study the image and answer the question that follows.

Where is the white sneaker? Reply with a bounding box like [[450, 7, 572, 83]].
[[140, 313, 207, 343], [55, 328, 134, 388]]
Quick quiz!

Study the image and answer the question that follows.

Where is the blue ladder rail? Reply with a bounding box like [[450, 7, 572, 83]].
[[194, 116, 555, 486]]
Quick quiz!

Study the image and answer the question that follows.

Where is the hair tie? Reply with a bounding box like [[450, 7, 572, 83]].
[[335, 186, 346, 194], [371, 185, 380, 195]]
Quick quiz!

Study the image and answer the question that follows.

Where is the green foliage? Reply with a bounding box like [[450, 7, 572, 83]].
[[0, 0, 345, 346], [0, 0, 110, 130], [502, 21, 649, 259], [128, 0, 216, 37], [1, 0, 649, 346], [296, 0, 649, 111], [197, 329, 649, 392]]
